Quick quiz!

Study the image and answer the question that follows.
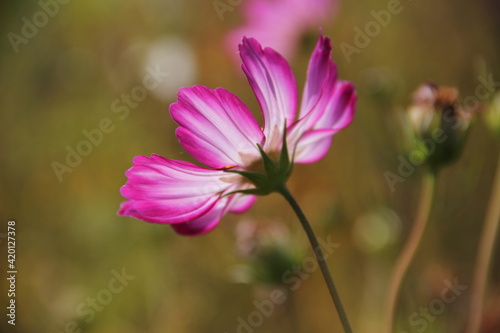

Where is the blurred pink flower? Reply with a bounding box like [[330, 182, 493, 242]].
[[118, 34, 356, 236], [226, 0, 338, 61]]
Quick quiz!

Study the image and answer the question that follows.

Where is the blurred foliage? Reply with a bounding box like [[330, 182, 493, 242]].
[[0, 0, 499, 332]]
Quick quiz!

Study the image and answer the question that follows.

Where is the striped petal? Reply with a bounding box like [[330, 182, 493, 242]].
[[300, 34, 338, 122], [119, 154, 231, 224], [239, 37, 298, 148], [171, 193, 257, 236], [293, 128, 336, 164], [292, 83, 355, 164], [171, 197, 230, 236], [290, 35, 356, 164], [313, 81, 356, 130], [170, 86, 264, 169], [296, 35, 356, 133]]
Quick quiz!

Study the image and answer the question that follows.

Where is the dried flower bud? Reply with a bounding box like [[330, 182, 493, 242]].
[[407, 83, 439, 136], [406, 83, 480, 169]]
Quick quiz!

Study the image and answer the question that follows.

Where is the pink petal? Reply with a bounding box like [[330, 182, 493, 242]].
[[296, 35, 356, 135], [315, 81, 356, 130], [119, 154, 231, 224], [299, 34, 338, 123], [292, 82, 355, 164], [171, 192, 257, 236], [289, 80, 356, 153], [229, 193, 257, 213], [170, 86, 264, 169], [171, 197, 230, 236], [293, 129, 336, 164], [239, 37, 298, 147]]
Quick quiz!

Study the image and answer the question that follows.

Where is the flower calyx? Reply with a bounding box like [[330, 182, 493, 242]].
[[225, 127, 293, 196]]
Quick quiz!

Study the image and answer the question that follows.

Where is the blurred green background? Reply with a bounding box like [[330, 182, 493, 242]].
[[1, 0, 499, 332]]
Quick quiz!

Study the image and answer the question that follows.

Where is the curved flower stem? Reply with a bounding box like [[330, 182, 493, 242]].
[[383, 169, 437, 333], [466, 153, 500, 333], [277, 185, 353, 333]]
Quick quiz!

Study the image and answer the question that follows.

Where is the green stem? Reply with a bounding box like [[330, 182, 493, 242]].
[[383, 169, 437, 333], [278, 185, 353, 333], [466, 153, 500, 333]]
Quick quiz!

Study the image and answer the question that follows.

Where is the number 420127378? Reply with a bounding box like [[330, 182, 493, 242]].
[[7, 220, 16, 270]]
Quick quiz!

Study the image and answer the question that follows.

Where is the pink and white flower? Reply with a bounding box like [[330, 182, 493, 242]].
[[118, 34, 356, 236]]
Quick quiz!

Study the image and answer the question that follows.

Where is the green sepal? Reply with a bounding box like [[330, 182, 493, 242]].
[[223, 125, 293, 196], [223, 188, 272, 197], [278, 123, 293, 178], [257, 144, 277, 175], [225, 169, 269, 184]]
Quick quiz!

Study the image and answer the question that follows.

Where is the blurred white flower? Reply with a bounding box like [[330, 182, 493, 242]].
[[142, 36, 197, 102]]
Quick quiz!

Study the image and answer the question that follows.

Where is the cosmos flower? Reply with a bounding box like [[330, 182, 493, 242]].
[[225, 0, 338, 61], [118, 34, 356, 236]]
